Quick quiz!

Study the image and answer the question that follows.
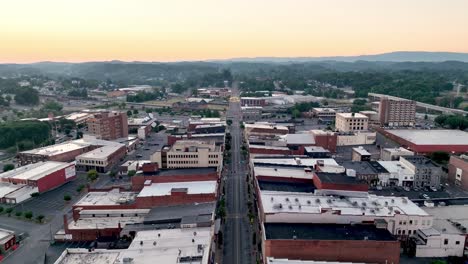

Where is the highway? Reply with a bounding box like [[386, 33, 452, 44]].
[[222, 82, 253, 264]]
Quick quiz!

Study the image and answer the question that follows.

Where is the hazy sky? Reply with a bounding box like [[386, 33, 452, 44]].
[[1, 0, 467, 63]]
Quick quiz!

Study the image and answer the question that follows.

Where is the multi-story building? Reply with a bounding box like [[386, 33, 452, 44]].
[[151, 140, 223, 171], [86, 111, 128, 140], [448, 155, 468, 191], [241, 106, 263, 121], [379, 97, 416, 127], [75, 144, 126, 173], [351, 146, 371, 161], [240, 97, 266, 107], [335, 113, 368, 132], [399, 156, 442, 188], [380, 147, 414, 161], [311, 108, 336, 123], [258, 191, 433, 237], [0, 161, 76, 204]]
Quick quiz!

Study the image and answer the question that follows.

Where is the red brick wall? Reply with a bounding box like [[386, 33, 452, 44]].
[[67, 227, 122, 241], [135, 192, 216, 208], [249, 147, 292, 155], [313, 134, 337, 153], [264, 239, 400, 264], [313, 175, 368, 192], [131, 173, 218, 191], [2, 236, 16, 251], [35, 164, 76, 193], [448, 156, 468, 191]]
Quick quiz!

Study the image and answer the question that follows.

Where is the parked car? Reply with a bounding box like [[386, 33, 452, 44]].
[[430, 187, 438, 192]]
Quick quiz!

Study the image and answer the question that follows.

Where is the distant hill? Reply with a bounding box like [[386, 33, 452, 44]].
[[215, 51, 468, 63]]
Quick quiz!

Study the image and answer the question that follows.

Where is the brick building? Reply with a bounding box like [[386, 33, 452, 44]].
[[379, 97, 416, 127], [0, 228, 16, 253], [131, 167, 219, 191], [263, 223, 400, 264], [448, 155, 468, 191], [87, 111, 128, 140], [313, 171, 369, 193], [75, 144, 127, 173], [240, 97, 266, 107]]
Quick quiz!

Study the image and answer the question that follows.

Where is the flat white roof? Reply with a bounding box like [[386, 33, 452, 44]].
[[253, 158, 340, 167], [76, 145, 124, 160], [21, 141, 89, 156], [138, 181, 217, 198], [65, 112, 93, 121], [352, 147, 371, 156], [254, 166, 313, 180], [245, 123, 289, 131], [336, 113, 368, 119], [69, 216, 144, 230], [386, 129, 468, 145], [0, 228, 14, 241], [249, 145, 290, 151], [0, 182, 27, 197], [0, 161, 71, 181], [54, 249, 120, 264], [423, 205, 468, 234], [312, 108, 336, 113], [281, 134, 316, 145], [378, 161, 414, 176], [117, 227, 211, 264], [75, 189, 137, 206], [55, 227, 212, 264], [260, 191, 429, 217], [382, 147, 414, 155]]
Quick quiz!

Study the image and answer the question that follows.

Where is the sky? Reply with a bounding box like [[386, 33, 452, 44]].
[[1, 0, 467, 63]]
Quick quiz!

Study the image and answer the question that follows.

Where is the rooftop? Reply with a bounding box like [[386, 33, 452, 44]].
[[249, 145, 291, 151], [385, 129, 468, 145], [21, 141, 89, 156], [377, 161, 414, 177], [264, 223, 396, 241], [336, 113, 368, 119], [116, 227, 211, 264], [54, 249, 120, 264], [144, 202, 215, 224], [137, 181, 217, 197], [69, 216, 144, 230], [423, 205, 468, 234], [312, 108, 336, 113], [352, 147, 371, 156], [75, 189, 137, 206], [258, 180, 315, 193], [76, 144, 125, 160], [400, 156, 439, 168], [253, 157, 340, 168], [149, 167, 217, 177], [254, 166, 313, 180], [0, 228, 14, 242], [382, 147, 414, 155], [0, 161, 72, 181], [304, 146, 330, 153], [260, 191, 429, 217], [281, 134, 315, 145], [0, 182, 25, 198], [315, 172, 365, 185], [339, 161, 389, 175]]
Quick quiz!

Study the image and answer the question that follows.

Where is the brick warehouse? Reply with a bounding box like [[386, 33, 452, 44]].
[[262, 223, 400, 264]]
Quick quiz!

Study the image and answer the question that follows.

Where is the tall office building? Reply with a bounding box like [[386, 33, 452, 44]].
[[379, 97, 416, 127], [86, 111, 129, 140]]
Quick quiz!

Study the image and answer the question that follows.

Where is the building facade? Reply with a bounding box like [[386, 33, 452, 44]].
[[448, 155, 468, 191], [379, 97, 416, 127], [151, 140, 223, 171], [87, 111, 129, 140], [400, 156, 442, 188], [335, 113, 369, 132]]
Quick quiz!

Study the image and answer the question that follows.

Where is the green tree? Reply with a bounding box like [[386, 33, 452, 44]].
[[64, 194, 72, 201], [87, 170, 98, 181], [42, 100, 63, 112], [127, 170, 136, 177], [36, 214, 45, 223], [14, 87, 40, 106], [127, 110, 133, 116], [0, 206, 3, 213], [430, 151, 450, 164], [24, 211, 33, 219], [3, 164, 15, 172], [15, 211, 22, 217], [291, 109, 301, 119], [5, 208, 13, 216], [133, 109, 139, 115]]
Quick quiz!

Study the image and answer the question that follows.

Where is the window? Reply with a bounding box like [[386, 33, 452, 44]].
[[409, 220, 413, 225], [456, 241, 460, 245], [397, 230, 401, 235], [444, 239, 448, 245]]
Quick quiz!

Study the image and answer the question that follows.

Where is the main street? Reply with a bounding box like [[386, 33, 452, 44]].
[[223, 82, 253, 264]]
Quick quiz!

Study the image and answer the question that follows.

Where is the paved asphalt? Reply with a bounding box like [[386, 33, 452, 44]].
[[223, 83, 253, 264]]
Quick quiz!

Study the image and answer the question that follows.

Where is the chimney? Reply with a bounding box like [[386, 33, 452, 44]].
[[63, 215, 69, 233]]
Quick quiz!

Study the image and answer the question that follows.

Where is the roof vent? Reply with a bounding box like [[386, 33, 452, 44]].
[[307, 200, 311, 205]]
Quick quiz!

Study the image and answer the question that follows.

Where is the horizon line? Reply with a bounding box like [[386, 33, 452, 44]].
[[1, 50, 468, 65]]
